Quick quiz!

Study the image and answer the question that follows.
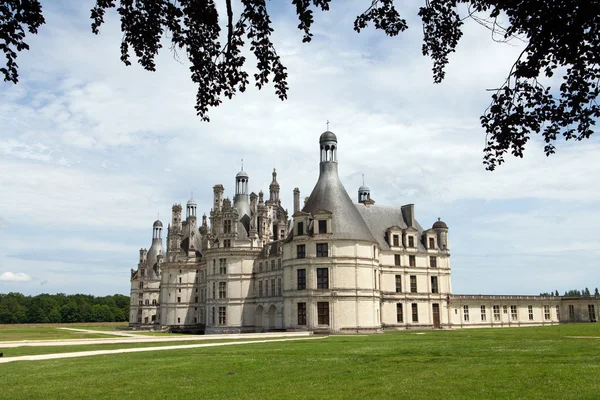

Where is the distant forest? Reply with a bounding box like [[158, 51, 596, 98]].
[[540, 288, 600, 297], [0, 292, 129, 324]]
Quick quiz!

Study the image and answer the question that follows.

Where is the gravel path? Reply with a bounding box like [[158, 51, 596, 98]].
[[0, 336, 326, 364], [1, 330, 311, 348]]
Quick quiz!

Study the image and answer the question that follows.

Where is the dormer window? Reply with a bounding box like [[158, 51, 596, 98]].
[[318, 220, 327, 234], [224, 220, 232, 233], [297, 221, 304, 235], [393, 235, 399, 247], [408, 236, 415, 248], [428, 237, 435, 249]]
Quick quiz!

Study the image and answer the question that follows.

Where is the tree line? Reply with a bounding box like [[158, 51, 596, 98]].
[[540, 288, 600, 297], [0, 292, 129, 324]]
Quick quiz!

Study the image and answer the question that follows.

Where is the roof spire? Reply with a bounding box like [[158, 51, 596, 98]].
[[241, 158, 243, 171], [362, 173, 365, 186], [326, 119, 330, 130]]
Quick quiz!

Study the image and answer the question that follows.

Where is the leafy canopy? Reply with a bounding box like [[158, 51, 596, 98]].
[[2, 0, 599, 170]]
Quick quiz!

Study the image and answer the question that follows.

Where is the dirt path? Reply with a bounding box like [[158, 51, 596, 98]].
[[0, 336, 326, 364]]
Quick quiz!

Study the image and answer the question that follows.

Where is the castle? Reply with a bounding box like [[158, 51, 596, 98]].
[[130, 130, 599, 333]]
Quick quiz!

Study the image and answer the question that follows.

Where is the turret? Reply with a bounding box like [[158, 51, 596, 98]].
[[186, 197, 197, 219], [358, 175, 374, 205], [234, 168, 250, 220], [146, 219, 164, 279], [269, 168, 280, 203], [433, 218, 449, 250]]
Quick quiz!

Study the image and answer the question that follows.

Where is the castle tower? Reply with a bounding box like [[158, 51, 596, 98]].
[[213, 184, 224, 212], [293, 187, 300, 213], [234, 167, 250, 222], [269, 168, 280, 204], [146, 219, 164, 279]]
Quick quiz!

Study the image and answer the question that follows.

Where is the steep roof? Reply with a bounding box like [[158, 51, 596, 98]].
[[302, 162, 376, 243], [354, 204, 426, 251]]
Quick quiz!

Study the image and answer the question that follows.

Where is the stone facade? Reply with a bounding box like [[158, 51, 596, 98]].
[[129, 130, 600, 332]]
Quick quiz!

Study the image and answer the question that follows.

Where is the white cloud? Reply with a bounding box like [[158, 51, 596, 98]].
[[0, 272, 32, 282], [0, 0, 598, 296]]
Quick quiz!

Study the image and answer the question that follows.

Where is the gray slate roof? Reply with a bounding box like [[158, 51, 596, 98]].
[[302, 162, 376, 243], [354, 204, 426, 251]]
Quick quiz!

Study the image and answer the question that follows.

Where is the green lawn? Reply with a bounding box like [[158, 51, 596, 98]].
[[0, 338, 279, 357], [3, 324, 600, 400], [0, 325, 122, 341]]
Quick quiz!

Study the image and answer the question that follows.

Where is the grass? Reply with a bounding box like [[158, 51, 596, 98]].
[[3, 324, 600, 399], [0, 338, 279, 357], [0, 323, 128, 341]]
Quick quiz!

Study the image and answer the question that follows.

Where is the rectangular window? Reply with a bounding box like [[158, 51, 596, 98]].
[[481, 305, 486, 321], [265, 280, 269, 297], [177, 296, 181, 303], [271, 260, 275, 271], [393, 234, 399, 247], [278, 278, 282, 296], [316, 243, 328, 257], [259, 281, 263, 297], [493, 305, 500, 321], [430, 256, 437, 268], [409, 255, 416, 267], [317, 268, 329, 289], [259, 262, 263, 272], [298, 302, 307, 325], [394, 254, 401, 266], [297, 221, 304, 235], [431, 276, 438, 294], [219, 282, 227, 299], [395, 275, 402, 293], [556, 305, 560, 320], [408, 236, 415, 248], [195, 296, 198, 303], [297, 269, 306, 290], [511, 305, 518, 321], [271, 278, 276, 296], [544, 305, 551, 320], [528, 305, 534, 321], [224, 220, 232, 233], [410, 275, 417, 293], [223, 239, 231, 248], [318, 220, 327, 234], [428, 237, 435, 249], [278, 259, 282, 270], [412, 303, 418, 322], [503, 305, 508, 314], [219, 258, 227, 274], [211, 307, 215, 325], [212, 282, 216, 299], [463, 305, 470, 321], [317, 302, 329, 325], [218, 306, 226, 325], [569, 304, 575, 320], [396, 303, 403, 323], [297, 244, 306, 259], [588, 305, 596, 322]]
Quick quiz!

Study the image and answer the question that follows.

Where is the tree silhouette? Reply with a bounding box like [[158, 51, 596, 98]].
[[2, 0, 599, 169]]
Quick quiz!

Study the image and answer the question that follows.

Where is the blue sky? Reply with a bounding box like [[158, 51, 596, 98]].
[[1, 0, 599, 296]]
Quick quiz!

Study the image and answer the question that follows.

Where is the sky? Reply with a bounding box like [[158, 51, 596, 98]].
[[1, 0, 599, 297]]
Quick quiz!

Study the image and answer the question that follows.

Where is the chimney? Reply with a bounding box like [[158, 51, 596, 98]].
[[293, 188, 300, 213], [401, 204, 415, 227]]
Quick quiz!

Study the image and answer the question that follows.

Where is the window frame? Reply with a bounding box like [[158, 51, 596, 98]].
[[297, 269, 306, 290], [317, 268, 329, 289], [316, 243, 328, 257]]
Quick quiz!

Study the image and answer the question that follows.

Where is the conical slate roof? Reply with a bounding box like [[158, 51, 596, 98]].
[[302, 155, 376, 243]]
